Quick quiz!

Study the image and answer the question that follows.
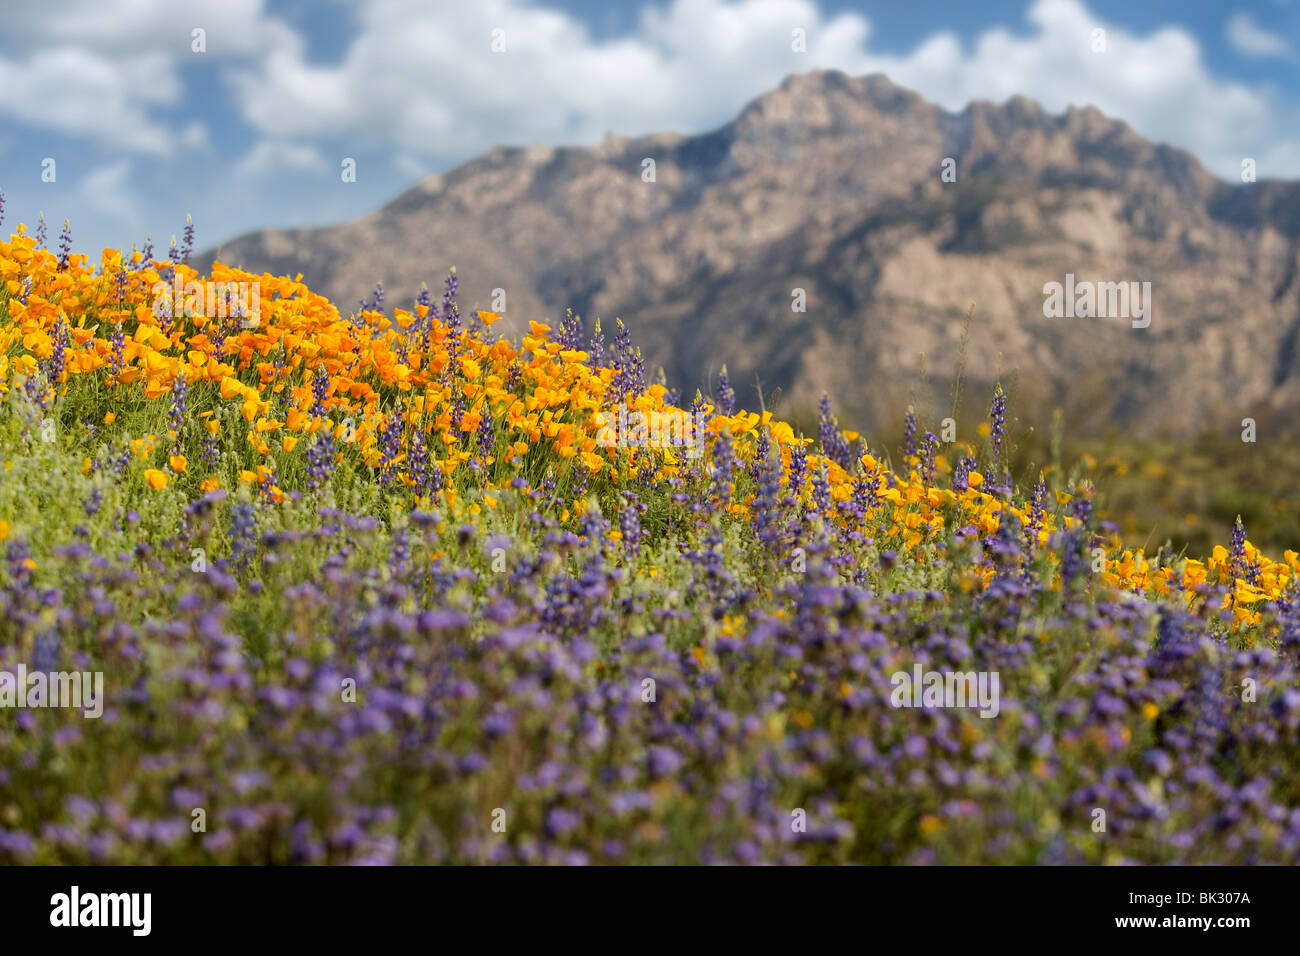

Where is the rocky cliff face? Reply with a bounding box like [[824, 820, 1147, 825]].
[[205, 70, 1300, 436]]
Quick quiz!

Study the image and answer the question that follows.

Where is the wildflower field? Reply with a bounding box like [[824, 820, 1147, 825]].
[[2, 221, 1299, 865]]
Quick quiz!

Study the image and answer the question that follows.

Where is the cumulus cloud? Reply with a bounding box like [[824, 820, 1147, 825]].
[[1226, 12, 1289, 59], [234, 141, 329, 179], [223, 0, 1298, 180], [0, 48, 180, 154], [856, 0, 1285, 178], [0, 0, 296, 155], [78, 160, 137, 224], [230, 0, 869, 155]]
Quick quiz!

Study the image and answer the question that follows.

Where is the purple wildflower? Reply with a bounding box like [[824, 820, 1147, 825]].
[[169, 375, 189, 449], [181, 215, 195, 264], [716, 366, 736, 416], [588, 319, 605, 370], [620, 492, 643, 558], [477, 406, 495, 460], [56, 219, 73, 271], [559, 310, 584, 352], [990, 383, 1007, 460]]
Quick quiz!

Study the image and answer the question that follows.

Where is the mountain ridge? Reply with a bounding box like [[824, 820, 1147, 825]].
[[203, 69, 1300, 436]]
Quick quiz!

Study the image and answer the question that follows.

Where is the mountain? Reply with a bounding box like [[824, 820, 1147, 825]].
[[203, 70, 1300, 438]]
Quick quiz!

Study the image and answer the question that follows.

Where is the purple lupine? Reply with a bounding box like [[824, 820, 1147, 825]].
[[256, 465, 278, 505], [627, 346, 646, 400], [356, 282, 383, 318], [711, 429, 735, 507], [47, 314, 70, 384], [657, 368, 680, 410], [919, 432, 938, 485], [416, 284, 433, 349], [106, 443, 131, 477], [35, 213, 47, 250], [1058, 525, 1087, 588], [750, 431, 784, 553], [230, 501, 257, 570], [1230, 516, 1259, 585], [817, 395, 852, 470], [477, 405, 495, 460], [788, 441, 807, 492], [388, 527, 410, 579], [202, 435, 219, 473], [138, 234, 154, 271], [987, 503, 1024, 577], [588, 319, 605, 371], [903, 407, 918, 460], [306, 434, 334, 492], [952, 455, 974, 492], [377, 412, 402, 486], [619, 492, 643, 558], [56, 219, 73, 271], [165, 235, 181, 281], [750, 425, 770, 479], [608, 320, 644, 403], [990, 383, 1007, 460], [406, 425, 441, 500], [1025, 480, 1046, 558], [716, 366, 736, 416], [817, 394, 835, 453], [181, 215, 195, 264], [1070, 493, 1093, 530], [113, 261, 131, 308], [442, 269, 460, 336], [23, 368, 50, 411], [0, 188, 5, 230], [169, 375, 189, 453], [559, 310, 584, 352], [504, 361, 522, 394], [156, 291, 173, 339], [311, 365, 330, 417], [851, 468, 880, 519], [449, 388, 466, 434], [811, 460, 832, 515]]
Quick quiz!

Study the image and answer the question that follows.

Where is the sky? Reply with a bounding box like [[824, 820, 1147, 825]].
[[0, 0, 1297, 257]]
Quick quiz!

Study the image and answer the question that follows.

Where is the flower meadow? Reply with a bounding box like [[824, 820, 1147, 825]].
[[2, 217, 1300, 866]]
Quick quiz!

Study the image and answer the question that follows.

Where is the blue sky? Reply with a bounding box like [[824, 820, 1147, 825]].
[[0, 0, 1296, 257]]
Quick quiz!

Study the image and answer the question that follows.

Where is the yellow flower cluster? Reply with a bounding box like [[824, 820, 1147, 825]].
[[0, 228, 1291, 628]]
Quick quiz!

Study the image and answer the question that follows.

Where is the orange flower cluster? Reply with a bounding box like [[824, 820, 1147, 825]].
[[0, 227, 1290, 627]]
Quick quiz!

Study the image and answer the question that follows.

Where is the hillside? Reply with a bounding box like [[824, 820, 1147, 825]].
[[3, 230, 1299, 864]]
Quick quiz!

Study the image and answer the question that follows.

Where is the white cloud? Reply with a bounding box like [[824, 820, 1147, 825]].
[[78, 160, 137, 224], [0, 0, 296, 155], [234, 141, 329, 179], [394, 151, 432, 180], [855, 0, 1285, 178], [0, 48, 180, 154], [223, 0, 1300, 180], [230, 0, 870, 155], [1226, 12, 1289, 58]]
